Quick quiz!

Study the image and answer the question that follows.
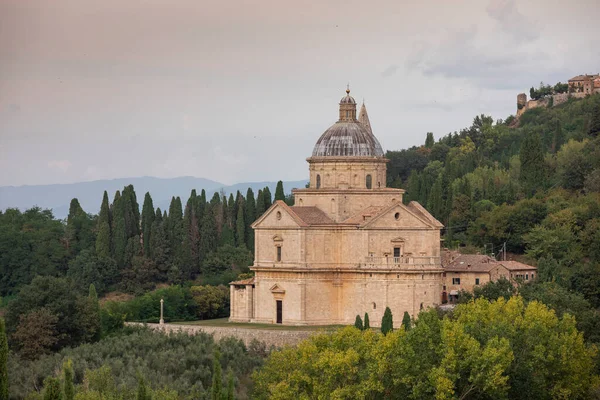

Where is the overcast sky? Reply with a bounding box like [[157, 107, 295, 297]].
[[1, 0, 598, 187]]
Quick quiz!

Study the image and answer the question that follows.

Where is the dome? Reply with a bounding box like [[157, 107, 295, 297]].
[[312, 121, 385, 157], [340, 94, 356, 104]]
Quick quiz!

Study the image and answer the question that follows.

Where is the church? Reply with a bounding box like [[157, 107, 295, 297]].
[[229, 88, 444, 326]]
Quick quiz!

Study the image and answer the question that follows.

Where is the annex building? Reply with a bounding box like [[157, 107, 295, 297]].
[[229, 89, 444, 326]]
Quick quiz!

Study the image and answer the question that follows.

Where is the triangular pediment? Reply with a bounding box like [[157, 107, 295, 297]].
[[362, 201, 442, 230], [269, 284, 286, 294], [251, 200, 307, 229], [391, 236, 407, 243]]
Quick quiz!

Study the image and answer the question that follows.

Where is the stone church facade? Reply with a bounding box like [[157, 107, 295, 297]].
[[230, 89, 443, 326]]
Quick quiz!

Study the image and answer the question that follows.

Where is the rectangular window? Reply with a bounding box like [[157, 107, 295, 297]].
[[277, 246, 282, 262], [452, 278, 461, 285], [526, 274, 529, 280], [475, 278, 480, 285]]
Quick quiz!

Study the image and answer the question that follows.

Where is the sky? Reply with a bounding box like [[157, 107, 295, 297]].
[[1, 0, 598, 187]]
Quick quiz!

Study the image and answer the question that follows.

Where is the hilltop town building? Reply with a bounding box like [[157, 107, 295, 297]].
[[441, 253, 537, 303], [568, 74, 600, 95], [229, 89, 444, 326]]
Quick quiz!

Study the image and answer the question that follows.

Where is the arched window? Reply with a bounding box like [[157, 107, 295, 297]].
[[366, 174, 372, 189], [316, 174, 321, 189]]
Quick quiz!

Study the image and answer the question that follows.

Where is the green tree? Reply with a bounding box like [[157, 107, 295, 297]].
[[245, 188, 256, 251], [473, 277, 515, 301], [519, 129, 545, 195], [111, 190, 127, 267], [43, 377, 63, 400], [354, 315, 363, 330], [149, 208, 170, 278], [167, 196, 184, 263], [0, 318, 7, 400], [381, 307, 393, 335], [62, 359, 74, 400], [226, 369, 235, 400], [136, 375, 151, 400], [256, 189, 266, 218], [589, 102, 600, 137], [95, 191, 111, 258], [401, 311, 411, 331], [363, 313, 370, 330], [211, 350, 223, 400], [425, 131, 434, 148], [141, 192, 155, 257], [200, 203, 218, 262], [274, 181, 285, 201], [263, 186, 272, 209], [235, 199, 246, 248], [66, 198, 95, 257]]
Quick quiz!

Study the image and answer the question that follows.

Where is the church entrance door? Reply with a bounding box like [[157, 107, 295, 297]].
[[276, 300, 283, 324]]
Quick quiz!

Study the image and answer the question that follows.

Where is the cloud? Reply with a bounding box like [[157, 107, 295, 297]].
[[486, 0, 538, 42], [48, 160, 72, 172], [381, 65, 399, 78]]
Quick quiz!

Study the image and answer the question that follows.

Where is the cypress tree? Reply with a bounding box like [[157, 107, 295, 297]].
[[589, 103, 600, 137], [226, 369, 235, 400], [381, 307, 393, 335], [63, 359, 74, 400], [122, 185, 140, 238], [211, 350, 223, 400], [220, 196, 235, 247], [274, 181, 285, 201], [354, 315, 363, 330], [150, 208, 170, 278], [245, 188, 256, 251], [111, 191, 127, 267], [256, 189, 265, 217], [427, 175, 444, 219], [199, 203, 218, 260], [235, 199, 246, 248], [227, 193, 236, 226], [402, 311, 411, 331], [195, 189, 207, 237], [141, 192, 155, 256], [519, 129, 545, 196], [43, 377, 63, 400], [0, 318, 7, 400], [263, 186, 272, 209], [167, 197, 184, 260], [425, 132, 434, 148], [96, 191, 111, 258], [136, 375, 151, 400], [66, 198, 90, 255], [363, 313, 370, 330]]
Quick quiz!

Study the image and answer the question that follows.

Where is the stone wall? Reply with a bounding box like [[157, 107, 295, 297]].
[[516, 92, 586, 117], [125, 322, 318, 348]]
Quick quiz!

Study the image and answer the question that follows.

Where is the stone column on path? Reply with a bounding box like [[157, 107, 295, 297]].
[[160, 298, 164, 325]]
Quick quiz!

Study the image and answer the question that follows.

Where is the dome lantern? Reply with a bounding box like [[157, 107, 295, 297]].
[[339, 85, 357, 121]]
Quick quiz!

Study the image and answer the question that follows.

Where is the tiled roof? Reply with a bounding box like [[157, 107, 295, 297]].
[[288, 206, 335, 225], [443, 254, 498, 272], [499, 261, 537, 271], [230, 277, 255, 285], [342, 206, 385, 225], [569, 74, 599, 81]]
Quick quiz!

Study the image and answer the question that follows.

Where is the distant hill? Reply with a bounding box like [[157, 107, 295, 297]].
[[0, 176, 309, 219]]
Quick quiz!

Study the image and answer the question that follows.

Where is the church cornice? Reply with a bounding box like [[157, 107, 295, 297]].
[[292, 188, 405, 195], [307, 156, 389, 163]]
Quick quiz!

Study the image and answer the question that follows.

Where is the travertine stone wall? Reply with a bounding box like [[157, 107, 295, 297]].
[[249, 269, 441, 326], [307, 157, 388, 190], [293, 189, 404, 222], [125, 322, 318, 348]]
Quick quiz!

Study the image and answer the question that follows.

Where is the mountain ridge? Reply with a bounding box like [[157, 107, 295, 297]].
[[0, 176, 308, 219]]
